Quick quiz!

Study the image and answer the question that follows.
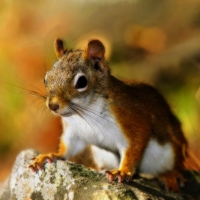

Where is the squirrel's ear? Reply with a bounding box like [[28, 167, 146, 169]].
[[54, 38, 66, 59], [83, 40, 105, 61]]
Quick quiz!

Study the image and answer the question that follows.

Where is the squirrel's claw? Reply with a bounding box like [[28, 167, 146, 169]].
[[29, 163, 42, 172], [106, 170, 118, 181], [29, 153, 57, 172], [105, 169, 132, 183]]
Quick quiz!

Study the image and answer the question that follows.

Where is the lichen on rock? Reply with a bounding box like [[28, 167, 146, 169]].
[[0, 149, 199, 200]]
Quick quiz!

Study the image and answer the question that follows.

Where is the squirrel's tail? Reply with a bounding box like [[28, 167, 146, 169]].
[[183, 144, 200, 173]]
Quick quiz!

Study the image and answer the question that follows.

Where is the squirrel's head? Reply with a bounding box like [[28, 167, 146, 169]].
[[44, 38, 110, 116]]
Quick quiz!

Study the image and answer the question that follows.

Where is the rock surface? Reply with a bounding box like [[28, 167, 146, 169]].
[[0, 149, 199, 200]]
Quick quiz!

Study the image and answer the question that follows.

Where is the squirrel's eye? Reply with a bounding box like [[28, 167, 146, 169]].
[[76, 76, 87, 90], [74, 73, 88, 92]]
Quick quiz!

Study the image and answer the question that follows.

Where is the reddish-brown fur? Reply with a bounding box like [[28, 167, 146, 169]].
[[106, 76, 187, 187]]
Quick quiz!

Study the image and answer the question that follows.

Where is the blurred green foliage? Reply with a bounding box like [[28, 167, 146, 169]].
[[0, 55, 23, 156]]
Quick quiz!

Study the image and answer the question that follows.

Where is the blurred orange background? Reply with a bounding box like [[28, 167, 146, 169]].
[[0, 0, 200, 182]]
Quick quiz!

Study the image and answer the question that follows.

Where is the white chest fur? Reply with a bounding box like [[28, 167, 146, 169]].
[[61, 97, 128, 157]]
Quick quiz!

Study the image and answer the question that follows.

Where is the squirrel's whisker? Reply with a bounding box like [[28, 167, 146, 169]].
[[71, 102, 117, 127], [69, 104, 106, 140]]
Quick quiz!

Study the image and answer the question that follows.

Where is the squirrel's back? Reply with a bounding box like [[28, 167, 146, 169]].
[[108, 75, 187, 143]]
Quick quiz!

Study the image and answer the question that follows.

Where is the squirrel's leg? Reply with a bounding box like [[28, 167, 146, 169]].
[[29, 139, 67, 172], [29, 137, 86, 171], [158, 170, 186, 192], [105, 127, 150, 183], [105, 146, 138, 182]]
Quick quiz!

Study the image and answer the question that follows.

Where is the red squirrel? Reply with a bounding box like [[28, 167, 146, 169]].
[[29, 38, 187, 192]]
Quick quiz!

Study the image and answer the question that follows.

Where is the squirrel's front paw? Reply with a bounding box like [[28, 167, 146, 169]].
[[29, 153, 59, 172], [105, 169, 132, 183]]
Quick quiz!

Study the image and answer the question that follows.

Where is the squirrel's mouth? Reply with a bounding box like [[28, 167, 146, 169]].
[[60, 112, 73, 117], [50, 110, 73, 117]]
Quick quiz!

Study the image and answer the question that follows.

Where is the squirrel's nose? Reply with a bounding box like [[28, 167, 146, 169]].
[[49, 103, 59, 111]]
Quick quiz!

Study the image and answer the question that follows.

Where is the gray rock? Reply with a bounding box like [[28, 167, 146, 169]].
[[0, 149, 199, 200]]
